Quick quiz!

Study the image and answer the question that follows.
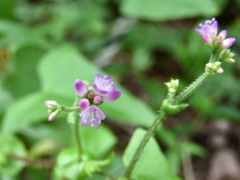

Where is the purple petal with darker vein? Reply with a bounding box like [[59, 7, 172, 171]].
[[102, 90, 121, 102], [80, 106, 106, 129], [74, 80, 88, 97]]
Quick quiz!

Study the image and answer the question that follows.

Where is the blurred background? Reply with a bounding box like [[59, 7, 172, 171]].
[[1, 0, 240, 180]]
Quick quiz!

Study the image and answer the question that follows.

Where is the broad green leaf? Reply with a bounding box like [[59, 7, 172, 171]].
[[1, 92, 72, 134], [38, 44, 155, 126], [121, 0, 218, 21], [3, 46, 42, 99], [81, 125, 117, 158], [0, 135, 27, 175], [123, 128, 181, 180], [0, 0, 15, 20], [54, 148, 114, 179], [132, 47, 152, 72]]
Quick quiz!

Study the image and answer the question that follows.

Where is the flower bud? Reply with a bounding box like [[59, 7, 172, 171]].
[[79, 98, 90, 109], [87, 92, 95, 99], [48, 109, 61, 121], [93, 96, 102, 105], [217, 68, 224, 74], [45, 100, 59, 111]]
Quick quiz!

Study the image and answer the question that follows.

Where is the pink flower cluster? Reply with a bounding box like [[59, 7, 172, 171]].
[[74, 74, 121, 128], [195, 18, 235, 49]]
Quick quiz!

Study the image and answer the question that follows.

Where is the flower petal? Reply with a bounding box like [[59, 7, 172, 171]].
[[218, 30, 227, 39], [80, 106, 106, 129], [93, 73, 115, 96], [74, 80, 88, 97], [222, 38, 235, 49], [202, 35, 212, 45], [102, 90, 121, 102], [211, 20, 218, 35]]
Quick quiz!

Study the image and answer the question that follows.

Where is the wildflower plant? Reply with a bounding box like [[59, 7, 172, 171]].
[[43, 18, 237, 179]]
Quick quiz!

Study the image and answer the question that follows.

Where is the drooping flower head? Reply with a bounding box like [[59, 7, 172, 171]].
[[93, 74, 121, 102], [80, 106, 106, 129], [195, 18, 235, 49]]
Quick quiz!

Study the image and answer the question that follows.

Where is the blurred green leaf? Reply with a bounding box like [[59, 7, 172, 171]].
[[132, 47, 152, 72], [1, 92, 72, 134], [38, 44, 155, 126], [210, 105, 240, 122], [123, 128, 181, 180], [0, 0, 14, 20], [156, 127, 177, 148], [166, 150, 181, 174], [3, 46, 42, 98], [54, 148, 81, 179], [55, 148, 114, 179], [0, 135, 26, 175], [181, 141, 206, 157], [121, 0, 218, 21], [81, 125, 117, 158]]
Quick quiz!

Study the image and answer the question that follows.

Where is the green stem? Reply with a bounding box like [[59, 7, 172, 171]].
[[62, 106, 80, 112], [71, 94, 82, 161], [73, 113, 82, 161], [124, 111, 165, 178], [172, 72, 209, 105]]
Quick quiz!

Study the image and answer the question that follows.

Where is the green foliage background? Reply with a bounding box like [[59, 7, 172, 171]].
[[0, 0, 240, 179]]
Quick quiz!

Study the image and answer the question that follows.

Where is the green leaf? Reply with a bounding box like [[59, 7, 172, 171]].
[[3, 46, 42, 99], [38, 44, 155, 126], [1, 92, 72, 134], [0, 135, 27, 175], [81, 125, 117, 158], [0, 0, 15, 20], [132, 47, 152, 72], [181, 141, 206, 157], [121, 0, 218, 21], [123, 128, 181, 180], [54, 148, 114, 179]]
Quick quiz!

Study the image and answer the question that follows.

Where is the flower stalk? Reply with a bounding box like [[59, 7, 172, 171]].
[[124, 110, 165, 178]]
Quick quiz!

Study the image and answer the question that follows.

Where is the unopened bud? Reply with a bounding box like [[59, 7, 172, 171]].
[[217, 68, 224, 74], [206, 63, 212, 68], [48, 109, 61, 121], [45, 101, 59, 110], [79, 98, 90, 109], [93, 96, 102, 105]]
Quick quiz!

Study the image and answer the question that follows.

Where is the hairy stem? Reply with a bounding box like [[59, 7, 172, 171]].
[[124, 111, 165, 178], [172, 72, 209, 105]]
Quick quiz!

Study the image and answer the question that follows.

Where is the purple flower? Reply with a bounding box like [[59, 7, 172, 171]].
[[80, 106, 106, 129], [195, 18, 235, 49], [195, 19, 218, 44], [93, 74, 121, 102], [74, 80, 88, 97]]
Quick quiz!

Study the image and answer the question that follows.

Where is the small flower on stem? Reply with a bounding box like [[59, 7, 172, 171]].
[[195, 18, 235, 49], [80, 106, 106, 129]]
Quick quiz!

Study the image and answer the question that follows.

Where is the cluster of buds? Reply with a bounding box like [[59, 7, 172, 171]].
[[45, 100, 61, 121], [74, 74, 121, 128], [205, 62, 224, 74], [195, 18, 235, 50], [165, 79, 179, 94]]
